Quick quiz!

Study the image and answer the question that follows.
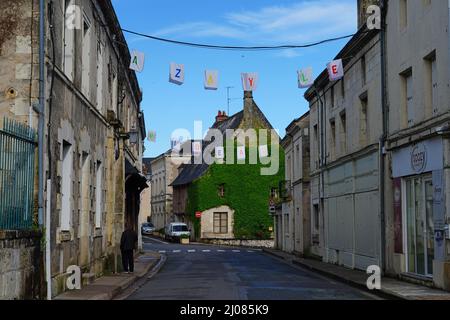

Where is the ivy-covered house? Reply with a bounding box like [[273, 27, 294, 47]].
[[171, 91, 285, 241]]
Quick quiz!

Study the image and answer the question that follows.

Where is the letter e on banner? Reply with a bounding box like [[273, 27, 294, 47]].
[[327, 59, 344, 81]]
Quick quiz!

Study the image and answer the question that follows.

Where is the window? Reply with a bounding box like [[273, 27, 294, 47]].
[[218, 184, 225, 198], [330, 86, 335, 108], [96, 41, 104, 113], [329, 118, 336, 159], [270, 187, 279, 199], [286, 155, 292, 180], [401, 69, 414, 126], [313, 124, 318, 169], [63, 0, 75, 81], [359, 92, 369, 146], [296, 144, 301, 179], [340, 78, 345, 99], [112, 72, 118, 115], [95, 161, 103, 228], [400, 0, 408, 30], [81, 13, 91, 98], [424, 52, 437, 116], [361, 55, 366, 86], [340, 111, 347, 154], [61, 141, 73, 231], [312, 204, 320, 244], [213, 213, 228, 234]]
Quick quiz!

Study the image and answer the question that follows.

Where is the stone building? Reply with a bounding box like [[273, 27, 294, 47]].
[[275, 112, 310, 255], [150, 150, 190, 231], [0, 0, 146, 299], [171, 91, 284, 242], [304, 18, 382, 268], [384, 0, 450, 290]]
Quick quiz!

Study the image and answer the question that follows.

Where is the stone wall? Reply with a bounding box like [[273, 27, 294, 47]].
[[0, 230, 42, 300], [201, 239, 274, 249]]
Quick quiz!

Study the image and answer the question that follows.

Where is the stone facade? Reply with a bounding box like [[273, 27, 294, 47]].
[[200, 206, 235, 240], [0, 0, 145, 298], [305, 27, 382, 270], [384, 0, 450, 290], [276, 113, 310, 255]]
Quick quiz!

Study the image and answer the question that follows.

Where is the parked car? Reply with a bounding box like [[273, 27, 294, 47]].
[[165, 223, 190, 242], [141, 222, 155, 235]]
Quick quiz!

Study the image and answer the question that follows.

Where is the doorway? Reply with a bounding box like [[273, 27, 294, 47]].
[[405, 175, 434, 277]]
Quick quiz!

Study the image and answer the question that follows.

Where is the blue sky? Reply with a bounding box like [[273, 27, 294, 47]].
[[111, 0, 357, 157]]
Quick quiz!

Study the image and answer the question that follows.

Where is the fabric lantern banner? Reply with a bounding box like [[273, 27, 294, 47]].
[[215, 146, 224, 159], [298, 67, 314, 88], [327, 59, 344, 81], [147, 130, 156, 143], [204, 70, 218, 90], [129, 50, 145, 73], [259, 145, 269, 158], [241, 73, 259, 91], [170, 63, 185, 85], [237, 146, 246, 160]]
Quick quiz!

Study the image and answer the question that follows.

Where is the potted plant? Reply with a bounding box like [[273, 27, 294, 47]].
[[180, 234, 190, 244]]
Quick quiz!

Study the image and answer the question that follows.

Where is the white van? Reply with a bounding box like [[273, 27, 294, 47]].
[[165, 222, 191, 242]]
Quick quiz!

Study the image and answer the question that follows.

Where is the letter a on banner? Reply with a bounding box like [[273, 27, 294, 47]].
[[298, 67, 314, 88], [129, 51, 145, 73], [170, 63, 185, 85], [204, 70, 218, 90], [241, 73, 259, 91], [327, 59, 344, 81]]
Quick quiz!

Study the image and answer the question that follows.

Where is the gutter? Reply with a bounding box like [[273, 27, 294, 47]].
[[379, 0, 388, 274]]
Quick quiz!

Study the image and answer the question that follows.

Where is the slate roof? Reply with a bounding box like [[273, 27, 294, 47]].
[[171, 95, 274, 187]]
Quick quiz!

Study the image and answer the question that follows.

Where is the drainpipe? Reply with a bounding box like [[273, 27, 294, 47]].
[[38, 0, 52, 300], [379, 0, 388, 274]]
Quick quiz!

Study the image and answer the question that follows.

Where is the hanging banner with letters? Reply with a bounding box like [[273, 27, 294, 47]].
[[170, 63, 185, 85], [327, 59, 344, 81], [237, 146, 246, 160], [215, 146, 224, 159], [298, 67, 314, 88], [204, 70, 218, 90], [129, 50, 145, 73], [259, 145, 269, 159], [241, 73, 259, 91]]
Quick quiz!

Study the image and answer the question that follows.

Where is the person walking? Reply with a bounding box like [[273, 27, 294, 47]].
[[120, 222, 138, 274]]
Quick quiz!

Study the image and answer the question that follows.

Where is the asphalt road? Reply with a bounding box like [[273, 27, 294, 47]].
[[127, 236, 380, 300]]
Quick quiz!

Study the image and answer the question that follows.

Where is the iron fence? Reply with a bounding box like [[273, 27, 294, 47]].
[[0, 118, 37, 230]]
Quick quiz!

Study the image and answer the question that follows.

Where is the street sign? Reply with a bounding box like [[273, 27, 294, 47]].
[[195, 211, 202, 218]]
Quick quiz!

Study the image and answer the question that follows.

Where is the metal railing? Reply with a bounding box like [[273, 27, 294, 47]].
[[0, 118, 37, 230]]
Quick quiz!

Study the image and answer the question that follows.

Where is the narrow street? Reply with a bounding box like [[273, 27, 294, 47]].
[[127, 237, 381, 300]]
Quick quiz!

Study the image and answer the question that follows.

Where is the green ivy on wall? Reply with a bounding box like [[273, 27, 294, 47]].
[[186, 141, 285, 240]]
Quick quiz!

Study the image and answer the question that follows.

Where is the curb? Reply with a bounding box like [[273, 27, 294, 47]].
[[113, 253, 167, 300], [262, 249, 406, 300]]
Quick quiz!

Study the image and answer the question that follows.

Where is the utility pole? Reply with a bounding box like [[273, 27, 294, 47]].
[[226, 86, 234, 115]]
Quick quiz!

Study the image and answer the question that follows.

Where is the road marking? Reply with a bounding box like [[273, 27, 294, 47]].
[[232, 250, 241, 253], [158, 250, 166, 253], [247, 250, 254, 253], [202, 250, 211, 252], [143, 236, 169, 245], [173, 250, 181, 253], [188, 250, 196, 253], [217, 250, 226, 252]]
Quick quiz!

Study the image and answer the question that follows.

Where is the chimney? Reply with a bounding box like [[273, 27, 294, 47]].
[[215, 110, 229, 124]]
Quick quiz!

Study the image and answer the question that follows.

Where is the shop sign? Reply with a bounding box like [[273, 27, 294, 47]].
[[392, 138, 443, 178]]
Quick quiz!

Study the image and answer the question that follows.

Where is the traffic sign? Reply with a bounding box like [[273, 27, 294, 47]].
[[195, 211, 202, 218]]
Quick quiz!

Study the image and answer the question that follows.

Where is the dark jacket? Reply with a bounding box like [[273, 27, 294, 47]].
[[120, 229, 138, 251]]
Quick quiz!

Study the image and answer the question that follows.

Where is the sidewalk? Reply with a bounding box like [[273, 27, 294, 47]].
[[54, 251, 162, 300], [263, 248, 450, 300]]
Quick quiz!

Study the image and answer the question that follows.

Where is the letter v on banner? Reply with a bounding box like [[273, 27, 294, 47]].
[[241, 73, 259, 91]]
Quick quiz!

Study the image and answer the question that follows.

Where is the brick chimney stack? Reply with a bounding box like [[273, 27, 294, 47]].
[[215, 110, 229, 124]]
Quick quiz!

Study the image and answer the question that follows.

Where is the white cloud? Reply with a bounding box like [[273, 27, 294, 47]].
[[152, 1, 357, 45]]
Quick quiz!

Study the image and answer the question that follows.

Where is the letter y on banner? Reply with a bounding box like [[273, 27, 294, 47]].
[[241, 73, 259, 91]]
